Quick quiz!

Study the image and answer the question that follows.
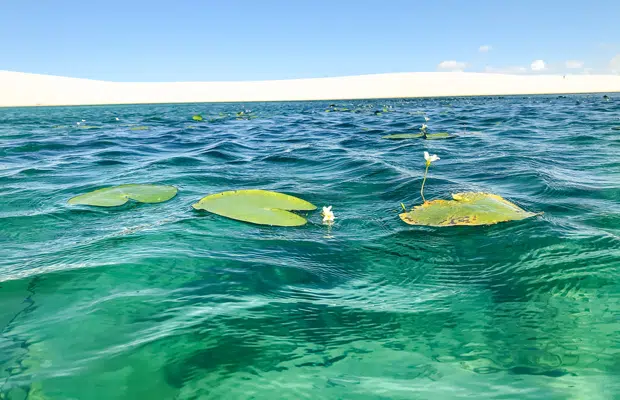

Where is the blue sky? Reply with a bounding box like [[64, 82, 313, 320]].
[[1, 0, 619, 81]]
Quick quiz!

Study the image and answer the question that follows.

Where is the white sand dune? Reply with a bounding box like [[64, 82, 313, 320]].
[[1, 70, 619, 107]]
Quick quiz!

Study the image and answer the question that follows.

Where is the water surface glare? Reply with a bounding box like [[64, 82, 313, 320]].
[[1, 97, 620, 399]]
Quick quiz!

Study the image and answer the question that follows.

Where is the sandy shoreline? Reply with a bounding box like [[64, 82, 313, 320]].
[[1, 70, 620, 107]]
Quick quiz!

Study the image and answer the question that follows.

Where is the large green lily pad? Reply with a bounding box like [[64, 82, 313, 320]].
[[68, 184, 178, 207], [192, 189, 316, 226], [399, 192, 539, 226], [382, 132, 456, 140]]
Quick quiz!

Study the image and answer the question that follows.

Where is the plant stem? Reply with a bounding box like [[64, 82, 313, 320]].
[[421, 163, 430, 203]]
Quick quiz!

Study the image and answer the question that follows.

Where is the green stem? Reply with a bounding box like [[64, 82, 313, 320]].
[[421, 163, 430, 203]]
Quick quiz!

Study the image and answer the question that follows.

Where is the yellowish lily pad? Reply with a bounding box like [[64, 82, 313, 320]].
[[192, 189, 316, 227], [68, 184, 178, 207], [382, 132, 456, 140], [192, 115, 204, 121], [130, 126, 149, 131], [399, 192, 539, 226]]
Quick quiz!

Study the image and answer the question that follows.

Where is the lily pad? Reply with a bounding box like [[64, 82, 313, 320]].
[[399, 192, 539, 227], [425, 132, 456, 140], [382, 132, 456, 140], [130, 126, 149, 131], [192, 189, 316, 226], [192, 115, 204, 121], [68, 184, 178, 207], [612, 126, 620, 131]]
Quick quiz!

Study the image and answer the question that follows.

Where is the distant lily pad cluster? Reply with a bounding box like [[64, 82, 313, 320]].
[[191, 111, 257, 122], [324, 104, 391, 115]]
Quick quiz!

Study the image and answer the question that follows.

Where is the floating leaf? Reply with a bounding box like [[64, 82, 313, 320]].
[[612, 126, 620, 131], [382, 133, 424, 140], [425, 132, 456, 140], [130, 126, 149, 131], [399, 192, 539, 227], [192, 115, 204, 121], [382, 132, 456, 140], [68, 184, 178, 207], [192, 189, 316, 227]]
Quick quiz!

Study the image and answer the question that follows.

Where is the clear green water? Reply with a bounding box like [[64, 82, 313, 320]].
[[1, 97, 619, 399]]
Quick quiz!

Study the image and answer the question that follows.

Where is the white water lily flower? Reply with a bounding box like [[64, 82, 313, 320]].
[[115, 117, 120, 121], [424, 151, 440, 163], [322, 206, 335, 223], [424, 116, 430, 122], [421, 124, 428, 130]]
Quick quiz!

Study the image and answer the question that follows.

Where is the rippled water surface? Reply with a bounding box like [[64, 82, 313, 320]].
[[1, 97, 620, 399]]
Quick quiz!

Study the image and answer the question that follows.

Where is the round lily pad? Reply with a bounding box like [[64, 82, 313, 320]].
[[382, 132, 456, 140], [68, 184, 178, 207], [192, 189, 316, 226], [399, 192, 539, 227], [192, 115, 204, 121]]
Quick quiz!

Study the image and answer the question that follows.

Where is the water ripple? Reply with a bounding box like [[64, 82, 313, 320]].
[[1, 96, 620, 398]]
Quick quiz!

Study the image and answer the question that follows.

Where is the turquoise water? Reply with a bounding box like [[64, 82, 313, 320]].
[[1, 97, 619, 399]]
